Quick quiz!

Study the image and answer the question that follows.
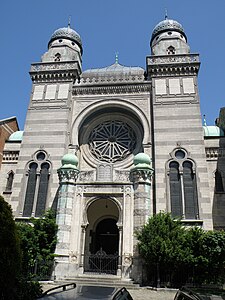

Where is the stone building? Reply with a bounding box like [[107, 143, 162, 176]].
[[0, 17, 225, 282]]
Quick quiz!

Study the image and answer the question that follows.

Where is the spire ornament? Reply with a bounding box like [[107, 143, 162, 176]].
[[115, 52, 119, 64]]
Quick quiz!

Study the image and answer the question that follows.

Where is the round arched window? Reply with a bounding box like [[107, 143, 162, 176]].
[[88, 120, 136, 163]]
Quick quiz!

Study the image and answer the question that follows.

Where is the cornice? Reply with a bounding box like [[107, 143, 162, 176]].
[[30, 61, 81, 83], [147, 54, 200, 77]]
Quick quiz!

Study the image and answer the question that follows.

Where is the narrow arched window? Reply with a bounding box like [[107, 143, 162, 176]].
[[169, 161, 182, 218], [5, 171, 14, 191], [23, 162, 38, 217], [183, 161, 198, 219], [35, 163, 50, 217], [215, 170, 224, 192]]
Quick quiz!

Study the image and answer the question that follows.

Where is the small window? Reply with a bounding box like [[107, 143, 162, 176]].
[[167, 46, 175, 55], [168, 31, 172, 35], [36, 152, 46, 161], [58, 39, 62, 43], [5, 171, 14, 192], [71, 42, 75, 46], [175, 150, 185, 159], [54, 53, 61, 62]]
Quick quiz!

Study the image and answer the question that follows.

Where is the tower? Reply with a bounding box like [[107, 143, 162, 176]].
[[10, 25, 82, 217], [147, 18, 212, 229]]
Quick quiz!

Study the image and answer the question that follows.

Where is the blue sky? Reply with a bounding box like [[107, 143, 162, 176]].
[[1, 0, 225, 128]]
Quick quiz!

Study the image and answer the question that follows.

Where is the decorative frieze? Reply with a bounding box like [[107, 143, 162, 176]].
[[130, 169, 153, 183], [148, 54, 199, 65], [114, 170, 130, 182], [73, 84, 150, 95], [30, 61, 80, 83]]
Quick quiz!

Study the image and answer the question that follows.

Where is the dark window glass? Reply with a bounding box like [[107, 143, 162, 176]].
[[36, 152, 46, 161], [23, 163, 38, 217], [6, 171, 14, 191], [169, 161, 182, 218], [175, 150, 185, 159], [215, 170, 224, 192], [35, 163, 50, 217], [183, 161, 198, 219]]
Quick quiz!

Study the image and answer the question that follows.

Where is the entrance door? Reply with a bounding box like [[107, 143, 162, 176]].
[[94, 218, 119, 254]]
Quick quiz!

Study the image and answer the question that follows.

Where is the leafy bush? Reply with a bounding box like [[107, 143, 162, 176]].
[[137, 212, 225, 287]]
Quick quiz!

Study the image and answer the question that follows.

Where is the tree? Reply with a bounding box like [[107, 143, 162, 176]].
[[17, 209, 58, 280], [137, 212, 191, 286], [0, 195, 22, 299]]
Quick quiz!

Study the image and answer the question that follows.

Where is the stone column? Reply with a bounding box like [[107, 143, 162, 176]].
[[129, 153, 154, 283], [54, 154, 79, 280]]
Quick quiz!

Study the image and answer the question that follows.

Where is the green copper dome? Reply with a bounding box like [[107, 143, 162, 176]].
[[61, 153, 78, 166], [203, 125, 224, 137], [133, 153, 151, 166], [8, 131, 24, 141]]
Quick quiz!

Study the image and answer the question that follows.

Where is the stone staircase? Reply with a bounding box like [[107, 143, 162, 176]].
[[55, 273, 140, 289]]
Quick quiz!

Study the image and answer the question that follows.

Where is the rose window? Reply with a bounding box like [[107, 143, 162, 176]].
[[88, 120, 136, 163]]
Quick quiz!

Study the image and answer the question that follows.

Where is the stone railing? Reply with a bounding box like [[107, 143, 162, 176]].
[[147, 54, 200, 65], [3, 151, 19, 162]]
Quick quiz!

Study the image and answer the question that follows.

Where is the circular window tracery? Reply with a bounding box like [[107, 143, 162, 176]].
[[88, 120, 136, 163]]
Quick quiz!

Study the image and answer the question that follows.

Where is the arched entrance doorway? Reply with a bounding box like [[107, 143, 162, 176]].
[[92, 218, 119, 255], [84, 198, 121, 274]]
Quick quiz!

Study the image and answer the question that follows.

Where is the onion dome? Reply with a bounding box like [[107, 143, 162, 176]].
[[133, 153, 151, 166], [61, 153, 79, 168], [151, 18, 186, 44], [8, 131, 24, 141], [48, 26, 82, 52], [203, 126, 224, 137]]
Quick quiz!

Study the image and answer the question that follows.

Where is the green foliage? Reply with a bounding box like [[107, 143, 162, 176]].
[[17, 209, 58, 280], [137, 212, 225, 287], [0, 195, 22, 299]]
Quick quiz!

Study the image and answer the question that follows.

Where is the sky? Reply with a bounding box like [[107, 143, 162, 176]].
[[1, 0, 225, 129]]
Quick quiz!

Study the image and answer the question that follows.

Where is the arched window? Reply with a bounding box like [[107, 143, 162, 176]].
[[169, 162, 182, 218], [168, 149, 199, 219], [23, 163, 38, 217], [23, 151, 51, 217], [5, 171, 14, 192], [215, 170, 224, 192], [35, 163, 50, 217], [183, 161, 198, 219]]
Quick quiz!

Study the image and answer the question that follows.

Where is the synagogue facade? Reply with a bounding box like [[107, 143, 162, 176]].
[[0, 17, 225, 282]]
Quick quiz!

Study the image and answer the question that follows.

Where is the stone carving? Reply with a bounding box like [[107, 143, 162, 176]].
[[134, 209, 150, 216], [69, 251, 78, 263], [58, 168, 79, 183], [123, 253, 132, 265], [30, 62, 78, 72], [148, 54, 199, 65], [79, 170, 95, 182], [114, 170, 130, 182], [130, 169, 153, 183]]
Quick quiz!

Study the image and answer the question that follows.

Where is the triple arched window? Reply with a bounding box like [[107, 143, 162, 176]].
[[23, 151, 51, 217], [168, 149, 199, 219]]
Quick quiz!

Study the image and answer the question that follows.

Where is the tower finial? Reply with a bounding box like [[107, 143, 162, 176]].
[[203, 114, 207, 126], [68, 16, 71, 28], [115, 52, 119, 64], [165, 8, 168, 20]]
